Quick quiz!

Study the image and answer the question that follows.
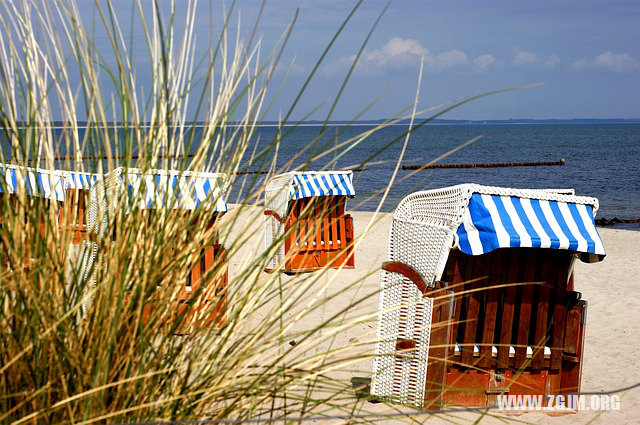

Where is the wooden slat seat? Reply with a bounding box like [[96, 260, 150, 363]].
[[133, 212, 228, 334], [438, 247, 587, 407], [58, 188, 89, 244], [277, 195, 355, 273]]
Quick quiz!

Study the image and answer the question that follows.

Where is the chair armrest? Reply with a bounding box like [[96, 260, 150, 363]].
[[382, 261, 428, 294], [263, 209, 283, 223], [382, 260, 449, 297]]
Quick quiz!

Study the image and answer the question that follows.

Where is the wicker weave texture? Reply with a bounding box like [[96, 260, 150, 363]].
[[263, 174, 290, 270], [81, 170, 123, 315], [371, 189, 458, 406]]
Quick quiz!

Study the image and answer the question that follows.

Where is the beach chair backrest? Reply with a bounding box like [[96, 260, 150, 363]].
[[287, 196, 347, 251], [443, 248, 585, 372]]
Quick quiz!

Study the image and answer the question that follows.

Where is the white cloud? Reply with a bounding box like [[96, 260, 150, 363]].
[[324, 37, 470, 76], [433, 50, 469, 71], [545, 55, 560, 67], [571, 51, 639, 72], [594, 51, 638, 72], [571, 59, 589, 69], [473, 54, 496, 70], [274, 62, 305, 75], [511, 50, 539, 67]]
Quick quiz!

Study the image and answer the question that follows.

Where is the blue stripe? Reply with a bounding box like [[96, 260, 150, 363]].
[[529, 199, 560, 249], [549, 201, 579, 251], [491, 195, 520, 248], [320, 175, 331, 193], [327, 174, 338, 193], [336, 173, 348, 194], [568, 203, 596, 253], [171, 176, 179, 203], [202, 179, 211, 198], [511, 197, 542, 248], [456, 222, 474, 254], [38, 174, 45, 197], [302, 175, 312, 198], [469, 194, 499, 253]]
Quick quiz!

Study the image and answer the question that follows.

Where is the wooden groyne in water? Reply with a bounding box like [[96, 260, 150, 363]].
[[402, 159, 565, 170]]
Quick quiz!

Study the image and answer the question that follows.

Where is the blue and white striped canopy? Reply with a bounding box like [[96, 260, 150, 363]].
[[64, 171, 99, 190], [290, 171, 355, 200], [456, 192, 605, 260], [120, 169, 227, 211], [0, 165, 66, 201]]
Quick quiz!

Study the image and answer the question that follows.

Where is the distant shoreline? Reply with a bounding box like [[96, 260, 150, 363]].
[[13, 119, 640, 130]]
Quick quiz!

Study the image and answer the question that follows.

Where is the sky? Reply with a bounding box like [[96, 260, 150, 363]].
[[82, 1, 640, 121]]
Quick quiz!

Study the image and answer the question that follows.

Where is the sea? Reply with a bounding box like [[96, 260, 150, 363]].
[[3, 123, 640, 229], [229, 123, 640, 229]]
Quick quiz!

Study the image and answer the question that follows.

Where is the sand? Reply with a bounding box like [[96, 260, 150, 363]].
[[225, 207, 640, 423]]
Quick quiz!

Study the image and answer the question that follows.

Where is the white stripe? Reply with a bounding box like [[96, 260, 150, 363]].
[[6, 169, 15, 192], [40, 173, 52, 198], [195, 178, 208, 204], [539, 200, 570, 249], [293, 175, 304, 198], [480, 194, 511, 248], [181, 178, 194, 209], [559, 202, 588, 252], [577, 204, 606, 255], [27, 172, 37, 196], [292, 175, 304, 198], [461, 207, 484, 255], [501, 196, 532, 247], [342, 174, 354, 195], [520, 198, 551, 248]]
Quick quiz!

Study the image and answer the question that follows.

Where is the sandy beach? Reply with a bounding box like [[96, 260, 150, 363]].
[[226, 206, 640, 424]]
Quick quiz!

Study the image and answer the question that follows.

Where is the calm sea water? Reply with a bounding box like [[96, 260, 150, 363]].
[[4, 123, 640, 228], [230, 124, 639, 225]]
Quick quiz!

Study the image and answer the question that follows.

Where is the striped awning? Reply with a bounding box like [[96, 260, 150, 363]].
[[290, 171, 355, 200], [120, 169, 227, 211], [456, 192, 606, 261], [64, 171, 99, 190], [0, 165, 66, 201]]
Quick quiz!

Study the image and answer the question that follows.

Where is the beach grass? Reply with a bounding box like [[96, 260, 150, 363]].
[[0, 1, 546, 423], [0, 0, 405, 422]]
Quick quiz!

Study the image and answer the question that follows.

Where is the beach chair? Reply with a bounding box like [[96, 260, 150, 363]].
[[0, 164, 66, 270], [85, 168, 228, 333], [370, 184, 605, 410], [264, 171, 355, 273]]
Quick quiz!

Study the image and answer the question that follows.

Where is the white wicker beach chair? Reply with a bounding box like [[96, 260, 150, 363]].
[[371, 184, 606, 409]]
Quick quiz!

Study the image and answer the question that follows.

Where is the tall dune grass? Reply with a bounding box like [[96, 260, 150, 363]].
[[0, 0, 399, 422], [0, 0, 538, 423]]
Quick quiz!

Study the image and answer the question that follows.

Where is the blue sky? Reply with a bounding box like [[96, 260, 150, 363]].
[[90, 1, 640, 121]]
